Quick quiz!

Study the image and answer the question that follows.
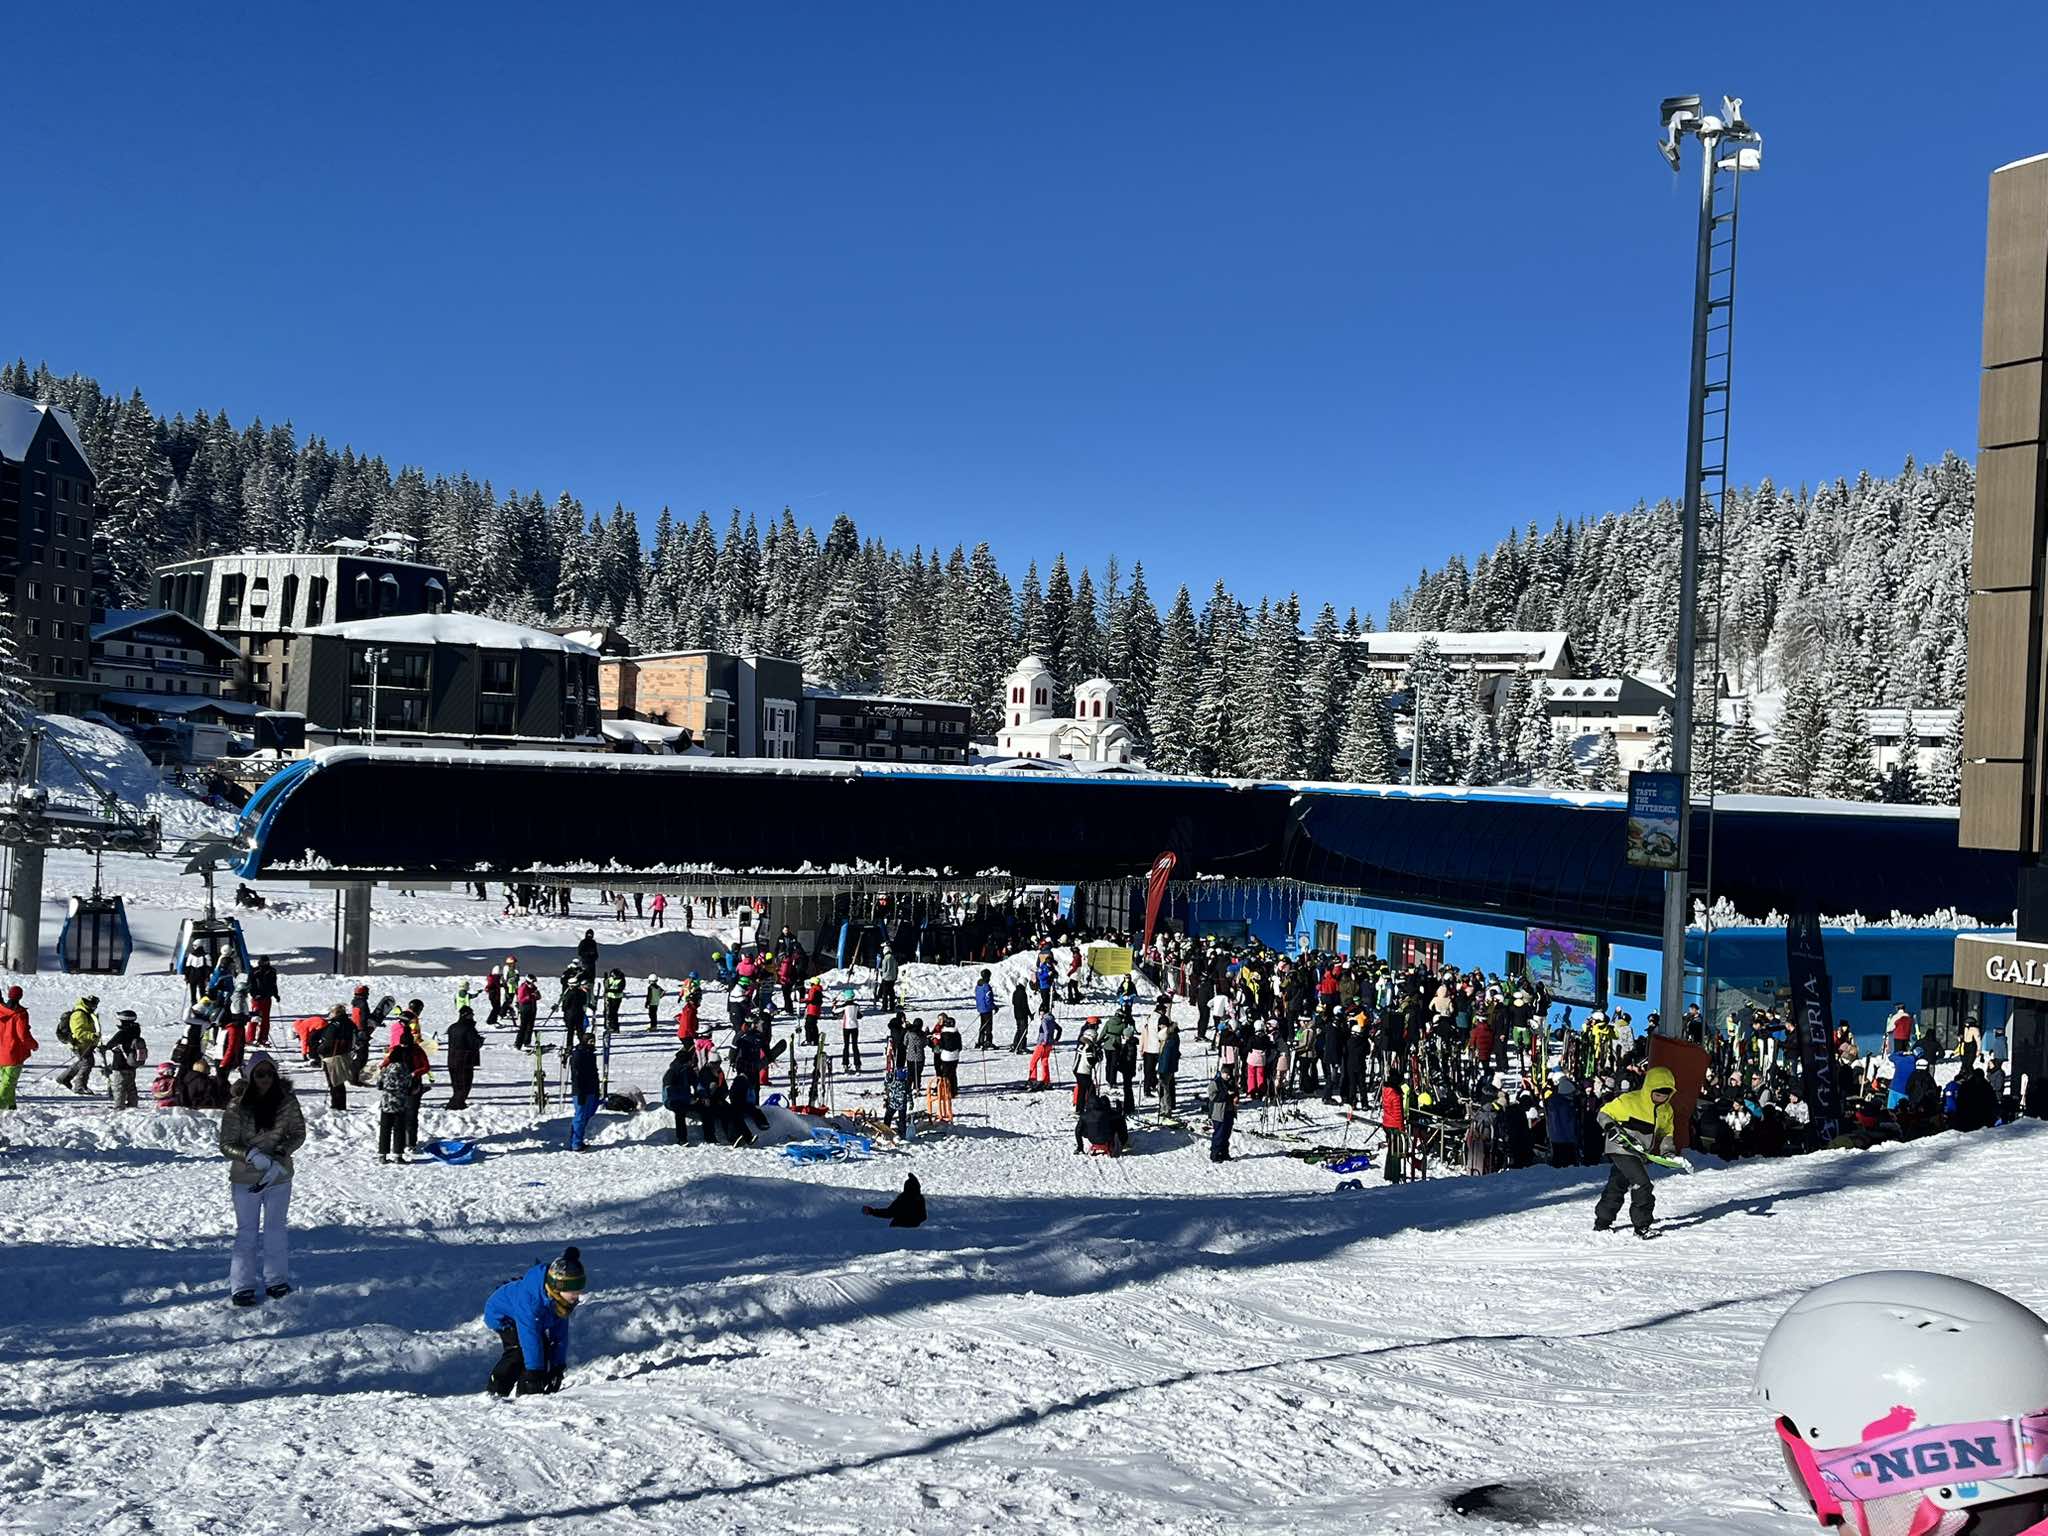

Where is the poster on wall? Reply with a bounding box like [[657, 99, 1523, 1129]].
[[1625, 771, 1684, 870], [1523, 926, 1603, 1007]]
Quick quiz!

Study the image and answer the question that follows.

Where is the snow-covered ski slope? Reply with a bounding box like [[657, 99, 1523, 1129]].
[[0, 869, 2035, 1535]]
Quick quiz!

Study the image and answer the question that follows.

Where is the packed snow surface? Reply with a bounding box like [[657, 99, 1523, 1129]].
[[0, 861, 2032, 1534]]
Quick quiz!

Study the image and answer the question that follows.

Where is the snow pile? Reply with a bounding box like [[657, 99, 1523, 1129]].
[[32, 714, 238, 842]]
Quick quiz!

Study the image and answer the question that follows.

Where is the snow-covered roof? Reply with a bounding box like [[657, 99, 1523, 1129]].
[[91, 608, 240, 659], [1344, 630, 1572, 672], [298, 613, 601, 655], [600, 719, 687, 746], [0, 395, 88, 468], [1860, 708, 1958, 738]]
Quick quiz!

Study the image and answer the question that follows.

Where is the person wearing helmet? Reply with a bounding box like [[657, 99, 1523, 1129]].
[[1593, 1064, 1677, 1236], [483, 1247, 586, 1396], [1760, 1271, 2048, 1536]]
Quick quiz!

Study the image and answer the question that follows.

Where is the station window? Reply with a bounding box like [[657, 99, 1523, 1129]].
[[1390, 933, 1444, 972], [1615, 969, 1649, 1001], [1350, 926, 1375, 959], [1861, 975, 1892, 1003], [1313, 920, 1338, 953]]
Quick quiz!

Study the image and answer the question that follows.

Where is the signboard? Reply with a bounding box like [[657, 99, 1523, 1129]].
[[1523, 926, 1602, 1007], [1787, 910, 1841, 1142], [1084, 942, 1133, 977], [1954, 933, 2048, 1001], [1625, 771, 1684, 870]]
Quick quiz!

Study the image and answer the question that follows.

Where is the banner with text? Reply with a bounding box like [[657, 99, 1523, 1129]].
[[1786, 909, 1841, 1141]]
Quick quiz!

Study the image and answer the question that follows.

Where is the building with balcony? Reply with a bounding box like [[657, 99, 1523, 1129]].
[[89, 608, 246, 725], [598, 650, 803, 758], [803, 688, 973, 763], [155, 537, 451, 709], [0, 395, 97, 712], [283, 612, 603, 751]]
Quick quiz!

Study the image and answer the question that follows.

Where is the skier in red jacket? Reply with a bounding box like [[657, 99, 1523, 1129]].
[[1381, 1071, 1407, 1184]]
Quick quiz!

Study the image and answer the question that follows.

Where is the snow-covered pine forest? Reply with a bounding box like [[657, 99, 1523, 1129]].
[[5, 359, 1971, 803]]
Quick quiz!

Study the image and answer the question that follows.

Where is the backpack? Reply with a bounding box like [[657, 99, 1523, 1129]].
[[57, 1014, 74, 1046]]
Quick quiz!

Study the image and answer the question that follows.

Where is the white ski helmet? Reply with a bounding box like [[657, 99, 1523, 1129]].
[[1757, 1271, 2048, 1535]]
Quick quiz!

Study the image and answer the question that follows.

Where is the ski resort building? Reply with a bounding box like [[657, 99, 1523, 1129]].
[[0, 395, 97, 713], [994, 656, 1139, 764], [598, 651, 804, 758], [1861, 708, 1958, 782], [803, 688, 972, 763], [155, 539, 451, 710], [282, 612, 603, 751], [1533, 674, 1676, 774]]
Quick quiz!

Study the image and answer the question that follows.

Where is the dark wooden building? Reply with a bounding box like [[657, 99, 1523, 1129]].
[[0, 396, 97, 711], [283, 612, 603, 750], [802, 688, 972, 763]]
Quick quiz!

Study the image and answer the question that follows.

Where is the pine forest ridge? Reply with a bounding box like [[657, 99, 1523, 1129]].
[[5, 358, 1971, 802]]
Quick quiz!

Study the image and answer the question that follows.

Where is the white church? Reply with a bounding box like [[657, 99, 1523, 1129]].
[[995, 655, 1141, 765]]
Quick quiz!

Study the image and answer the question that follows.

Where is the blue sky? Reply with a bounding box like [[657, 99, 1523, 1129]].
[[7, 2, 2045, 616]]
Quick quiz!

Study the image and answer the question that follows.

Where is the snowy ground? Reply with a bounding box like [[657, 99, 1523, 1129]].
[[0, 855, 2034, 1535]]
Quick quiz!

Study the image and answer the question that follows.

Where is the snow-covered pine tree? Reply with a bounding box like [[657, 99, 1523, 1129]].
[[1813, 704, 1879, 802], [1071, 566, 1102, 691], [1645, 707, 1674, 772], [1586, 729, 1622, 792], [93, 391, 176, 605], [1881, 731, 1924, 805], [1543, 726, 1584, 788], [1767, 676, 1829, 797], [1929, 708, 1963, 807], [1105, 561, 1161, 751], [1016, 561, 1046, 658], [0, 588, 34, 777], [1713, 705, 1761, 793], [806, 561, 879, 690], [1146, 585, 1204, 774], [1298, 602, 1348, 780], [1333, 673, 1397, 782], [1042, 553, 1074, 689]]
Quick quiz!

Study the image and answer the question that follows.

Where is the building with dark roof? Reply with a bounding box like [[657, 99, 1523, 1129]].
[[155, 538, 451, 710], [283, 612, 603, 751], [0, 396, 97, 711], [89, 608, 240, 705]]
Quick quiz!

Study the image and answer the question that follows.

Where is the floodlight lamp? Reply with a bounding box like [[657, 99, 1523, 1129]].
[[1657, 95, 1700, 172], [1722, 96, 1747, 133], [1717, 143, 1762, 173]]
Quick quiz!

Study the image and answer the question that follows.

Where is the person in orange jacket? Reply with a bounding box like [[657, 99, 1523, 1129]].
[[0, 985, 37, 1109], [1380, 1069, 1407, 1184]]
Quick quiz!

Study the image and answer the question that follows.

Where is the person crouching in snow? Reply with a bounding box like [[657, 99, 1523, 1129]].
[[219, 1051, 304, 1306], [862, 1174, 926, 1228], [1075, 1095, 1129, 1156], [484, 1247, 586, 1396], [1593, 1065, 1677, 1237]]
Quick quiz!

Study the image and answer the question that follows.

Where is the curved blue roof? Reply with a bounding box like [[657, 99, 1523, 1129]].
[[236, 750, 2018, 934]]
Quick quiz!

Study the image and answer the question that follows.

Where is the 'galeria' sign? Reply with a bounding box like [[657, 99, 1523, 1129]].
[[1954, 933, 2048, 1001]]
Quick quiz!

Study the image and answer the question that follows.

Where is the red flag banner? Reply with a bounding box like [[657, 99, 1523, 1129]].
[[1142, 851, 1178, 951]]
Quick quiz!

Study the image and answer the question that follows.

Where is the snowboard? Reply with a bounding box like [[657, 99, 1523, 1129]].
[[1616, 1130, 1693, 1174]]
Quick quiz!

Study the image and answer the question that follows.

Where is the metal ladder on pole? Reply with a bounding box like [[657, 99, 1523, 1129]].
[[1695, 143, 1751, 1019]]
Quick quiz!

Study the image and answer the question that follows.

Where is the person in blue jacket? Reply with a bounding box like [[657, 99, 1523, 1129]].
[[484, 1246, 586, 1396], [973, 971, 996, 1050], [1545, 1076, 1580, 1167], [568, 1030, 601, 1151]]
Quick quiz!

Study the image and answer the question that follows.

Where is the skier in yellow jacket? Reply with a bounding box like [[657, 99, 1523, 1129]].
[[1593, 1065, 1676, 1237]]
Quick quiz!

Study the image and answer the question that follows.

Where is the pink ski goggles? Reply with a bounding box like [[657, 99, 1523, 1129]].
[[1775, 1412, 2048, 1530]]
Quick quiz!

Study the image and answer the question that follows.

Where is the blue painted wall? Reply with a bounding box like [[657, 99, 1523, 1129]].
[[1177, 884, 2002, 1058]]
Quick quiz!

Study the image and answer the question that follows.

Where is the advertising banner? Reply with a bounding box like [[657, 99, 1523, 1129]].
[[1786, 909, 1842, 1141], [1141, 851, 1178, 950], [1625, 771, 1684, 870], [1523, 926, 1603, 1007]]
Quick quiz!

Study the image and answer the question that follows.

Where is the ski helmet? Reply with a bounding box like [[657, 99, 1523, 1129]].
[[1757, 1271, 2048, 1534]]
